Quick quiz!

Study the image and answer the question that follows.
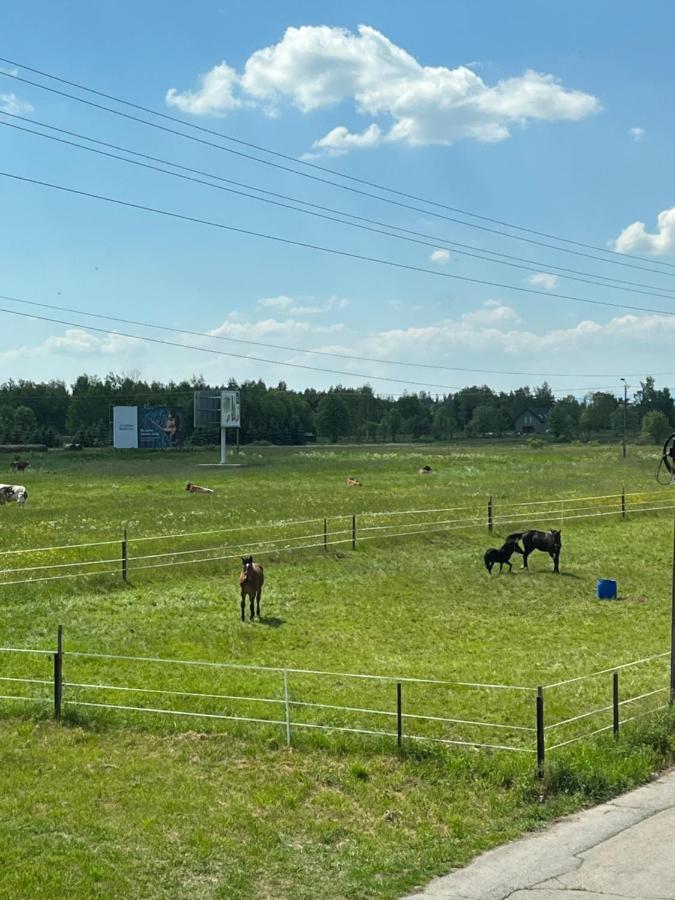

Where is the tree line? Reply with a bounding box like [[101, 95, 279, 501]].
[[0, 373, 672, 447]]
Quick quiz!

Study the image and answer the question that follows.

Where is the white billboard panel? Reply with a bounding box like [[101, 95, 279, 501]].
[[221, 391, 241, 428], [113, 406, 138, 449]]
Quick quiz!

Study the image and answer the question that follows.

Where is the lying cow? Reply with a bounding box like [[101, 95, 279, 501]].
[[346, 476, 362, 486], [0, 484, 28, 506], [10, 459, 30, 473], [185, 482, 214, 494]]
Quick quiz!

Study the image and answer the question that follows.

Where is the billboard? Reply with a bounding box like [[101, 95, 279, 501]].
[[113, 406, 184, 449], [221, 391, 240, 427], [194, 390, 240, 428], [113, 406, 138, 449]]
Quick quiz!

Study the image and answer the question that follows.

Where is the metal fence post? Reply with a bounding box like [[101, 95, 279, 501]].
[[396, 682, 403, 748], [283, 670, 291, 747], [323, 518, 327, 551], [621, 486, 626, 520], [122, 526, 128, 582], [613, 671, 620, 738], [670, 510, 675, 704], [536, 686, 545, 778], [352, 514, 357, 550], [53, 624, 63, 721], [487, 496, 493, 533]]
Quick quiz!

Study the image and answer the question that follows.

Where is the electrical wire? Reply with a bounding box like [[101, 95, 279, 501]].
[[2, 58, 674, 276], [5, 169, 675, 328], [3, 112, 675, 302]]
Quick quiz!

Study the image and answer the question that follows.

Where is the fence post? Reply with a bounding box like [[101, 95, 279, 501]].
[[536, 686, 545, 779], [613, 671, 620, 738], [323, 518, 327, 551], [396, 682, 403, 749], [283, 670, 291, 747], [352, 514, 357, 550], [487, 496, 493, 533], [53, 624, 63, 721], [122, 526, 128, 583], [621, 486, 626, 520]]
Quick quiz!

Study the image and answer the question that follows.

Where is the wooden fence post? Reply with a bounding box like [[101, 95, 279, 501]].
[[488, 496, 493, 533], [397, 682, 403, 749], [283, 670, 291, 747], [621, 486, 626, 520], [536, 687, 545, 778], [352, 515, 357, 550], [323, 518, 327, 551], [53, 624, 63, 721], [613, 671, 620, 738], [122, 526, 128, 583]]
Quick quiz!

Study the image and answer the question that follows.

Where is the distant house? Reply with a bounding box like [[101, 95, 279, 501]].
[[514, 407, 550, 435]]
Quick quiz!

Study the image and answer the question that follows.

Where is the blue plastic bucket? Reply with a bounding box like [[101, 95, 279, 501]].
[[597, 579, 617, 600]]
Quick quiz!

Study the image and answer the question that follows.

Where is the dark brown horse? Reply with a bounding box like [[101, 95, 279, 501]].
[[506, 529, 562, 573], [239, 555, 264, 621]]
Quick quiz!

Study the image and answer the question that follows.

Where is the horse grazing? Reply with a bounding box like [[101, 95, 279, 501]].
[[239, 555, 264, 622], [506, 529, 562, 573], [10, 459, 29, 473], [484, 540, 524, 574]]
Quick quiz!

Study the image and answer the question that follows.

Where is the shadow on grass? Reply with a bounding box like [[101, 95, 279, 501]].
[[258, 616, 285, 628]]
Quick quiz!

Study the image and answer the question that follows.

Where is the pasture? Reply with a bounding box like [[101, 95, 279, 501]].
[[1, 441, 675, 899]]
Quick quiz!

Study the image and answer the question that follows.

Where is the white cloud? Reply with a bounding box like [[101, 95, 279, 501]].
[[166, 62, 241, 115], [0, 92, 33, 115], [209, 317, 344, 340], [311, 123, 382, 155], [628, 126, 645, 142], [166, 25, 600, 152], [256, 295, 348, 315], [43, 329, 142, 356], [430, 249, 451, 265], [613, 206, 675, 255], [528, 272, 559, 290]]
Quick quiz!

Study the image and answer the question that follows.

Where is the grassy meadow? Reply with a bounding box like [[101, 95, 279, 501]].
[[1, 440, 675, 898]]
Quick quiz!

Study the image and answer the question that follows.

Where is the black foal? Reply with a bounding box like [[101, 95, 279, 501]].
[[484, 539, 524, 574]]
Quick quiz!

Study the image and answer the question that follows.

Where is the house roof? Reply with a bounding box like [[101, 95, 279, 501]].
[[517, 406, 550, 422]]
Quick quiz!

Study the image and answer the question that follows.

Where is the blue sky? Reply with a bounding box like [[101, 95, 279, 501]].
[[2, 1, 675, 397]]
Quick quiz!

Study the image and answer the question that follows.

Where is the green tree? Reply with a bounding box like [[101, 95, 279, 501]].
[[432, 407, 457, 440], [316, 395, 351, 443], [467, 404, 500, 437], [641, 410, 673, 444], [13, 405, 38, 438], [380, 409, 403, 442]]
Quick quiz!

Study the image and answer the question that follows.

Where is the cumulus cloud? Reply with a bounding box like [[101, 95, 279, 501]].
[[0, 92, 33, 115], [166, 25, 600, 152], [166, 62, 241, 115], [613, 206, 675, 255], [430, 249, 451, 265], [628, 126, 645, 142], [528, 272, 559, 290], [43, 329, 142, 355], [310, 123, 382, 155]]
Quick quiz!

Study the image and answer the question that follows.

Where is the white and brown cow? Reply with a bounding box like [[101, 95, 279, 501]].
[[0, 484, 28, 506]]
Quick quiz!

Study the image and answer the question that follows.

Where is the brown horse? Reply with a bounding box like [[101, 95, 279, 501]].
[[239, 555, 264, 621]]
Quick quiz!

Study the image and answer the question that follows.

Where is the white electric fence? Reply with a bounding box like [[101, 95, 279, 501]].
[[0, 488, 672, 588], [0, 637, 671, 776]]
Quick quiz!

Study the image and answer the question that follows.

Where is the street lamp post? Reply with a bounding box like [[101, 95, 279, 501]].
[[620, 378, 627, 458]]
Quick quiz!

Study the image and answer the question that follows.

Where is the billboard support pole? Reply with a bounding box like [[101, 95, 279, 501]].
[[220, 427, 227, 465]]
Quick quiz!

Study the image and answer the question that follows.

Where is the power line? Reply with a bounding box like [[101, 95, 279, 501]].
[[0, 299, 653, 397], [4, 168, 675, 326], [3, 65, 675, 281], [4, 111, 675, 303], [1, 292, 672, 381], [2, 56, 674, 274]]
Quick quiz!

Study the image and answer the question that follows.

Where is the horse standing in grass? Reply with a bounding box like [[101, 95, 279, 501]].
[[506, 529, 562, 573], [484, 539, 524, 574], [239, 555, 264, 622]]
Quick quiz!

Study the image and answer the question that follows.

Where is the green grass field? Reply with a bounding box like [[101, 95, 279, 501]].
[[1, 442, 674, 899]]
